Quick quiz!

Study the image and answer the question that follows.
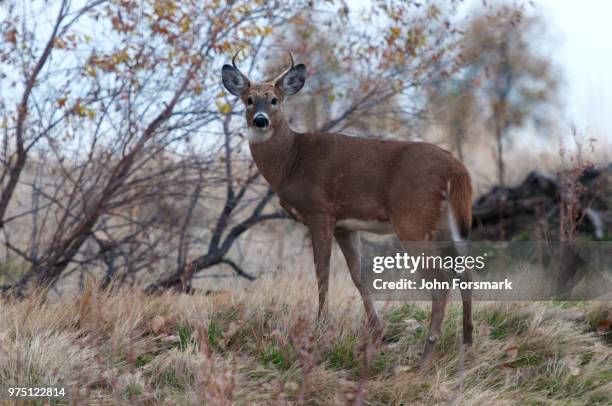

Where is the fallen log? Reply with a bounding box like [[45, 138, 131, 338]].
[[471, 165, 611, 240]]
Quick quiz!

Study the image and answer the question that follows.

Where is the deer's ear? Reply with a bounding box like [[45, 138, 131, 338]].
[[276, 64, 306, 96], [222, 64, 249, 96]]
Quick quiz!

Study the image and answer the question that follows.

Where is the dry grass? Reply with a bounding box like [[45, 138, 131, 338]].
[[0, 271, 610, 405]]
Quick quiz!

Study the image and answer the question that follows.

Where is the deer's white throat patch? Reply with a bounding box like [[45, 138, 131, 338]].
[[247, 127, 273, 143]]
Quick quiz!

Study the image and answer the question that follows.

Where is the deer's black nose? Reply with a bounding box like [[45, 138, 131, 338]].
[[253, 114, 269, 129]]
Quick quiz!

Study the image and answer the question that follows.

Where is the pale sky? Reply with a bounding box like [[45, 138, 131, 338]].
[[344, 0, 612, 141], [536, 0, 612, 137]]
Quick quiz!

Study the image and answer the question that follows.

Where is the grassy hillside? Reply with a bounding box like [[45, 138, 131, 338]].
[[1, 272, 610, 405]]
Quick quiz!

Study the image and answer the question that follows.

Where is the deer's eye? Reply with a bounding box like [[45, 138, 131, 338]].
[[246, 97, 254, 106], [270, 97, 278, 106]]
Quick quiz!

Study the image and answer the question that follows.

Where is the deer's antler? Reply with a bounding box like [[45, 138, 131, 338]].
[[232, 49, 241, 70], [273, 50, 295, 83], [230, 49, 251, 85]]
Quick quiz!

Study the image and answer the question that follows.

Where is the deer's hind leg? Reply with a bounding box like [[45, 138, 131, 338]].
[[390, 206, 450, 369], [420, 282, 450, 368], [441, 206, 474, 347], [460, 269, 474, 346]]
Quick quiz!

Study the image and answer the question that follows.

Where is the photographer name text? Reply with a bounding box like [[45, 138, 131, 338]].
[[372, 278, 513, 290]]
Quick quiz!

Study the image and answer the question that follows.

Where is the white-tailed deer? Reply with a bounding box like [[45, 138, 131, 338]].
[[222, 51, 474, 367]]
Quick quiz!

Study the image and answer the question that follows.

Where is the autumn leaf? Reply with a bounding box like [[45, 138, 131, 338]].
[[261, 26, 273, 36], [84, 65, 97, 78], [73, 102, 86, 117], [387, 26, 401, 46], [180, 16, 191, 33], [112, 50, 130, 64], [505, 345, 519, 361], [216, 101, 231, 114], [3, 28, 17, 45], [151, 315, 167, 335], [57, 98, 67, 107], [53, 37, 67, 49]]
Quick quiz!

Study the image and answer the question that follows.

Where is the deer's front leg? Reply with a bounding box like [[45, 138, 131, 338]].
[[279, 199, 305, 224], [335, 229, 383, 337], [306, 214, 334, 320]]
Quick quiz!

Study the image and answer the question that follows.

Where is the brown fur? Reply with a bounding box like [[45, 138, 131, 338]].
[[222, 54, 474, 368]]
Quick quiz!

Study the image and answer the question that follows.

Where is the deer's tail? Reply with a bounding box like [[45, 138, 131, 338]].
[[447, 170, 473, 241]]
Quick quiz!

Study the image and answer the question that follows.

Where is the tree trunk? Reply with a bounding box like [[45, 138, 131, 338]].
[[495, 117, 505, 188]]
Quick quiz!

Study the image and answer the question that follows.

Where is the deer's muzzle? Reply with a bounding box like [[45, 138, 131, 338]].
[[253, 112, 269, 129]]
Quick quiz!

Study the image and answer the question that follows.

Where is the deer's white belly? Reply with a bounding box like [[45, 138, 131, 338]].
[[335, 219, 394, 235]]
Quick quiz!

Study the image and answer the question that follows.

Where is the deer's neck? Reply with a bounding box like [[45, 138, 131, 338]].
[[248, 118, 297, 191]]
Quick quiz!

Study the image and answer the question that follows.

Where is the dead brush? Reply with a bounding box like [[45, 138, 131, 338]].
[[0, 272, 610, 404], [350, 333, 377, 406], [558, 128, 599, 241], [289, 314, 318, 405], [555, 129, 602, 296], [195, 325, 237, 405]]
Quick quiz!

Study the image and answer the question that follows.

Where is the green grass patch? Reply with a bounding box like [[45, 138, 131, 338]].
[[171, 325, 195, 352], [484, 308, 529, 340], [123, 383, 143, 399], [579, 351, 594, 366], [383, 304, 428, 343], [438, 307, 462, 350], [552, 300, 586, 309], [509, 352, 546, 368], [531, 370, 595, 402], [326, 335, 359, 371], [207, 318, 224, 351], [260, 343, 290, 369], [159, 370, 181, 389], [135, 354, 154, 368], [372, 350, 397, 377], [385, 303, 429, 324]]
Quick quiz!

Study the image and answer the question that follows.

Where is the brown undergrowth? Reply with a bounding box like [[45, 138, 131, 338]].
[[0, 272, 610, 405]]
